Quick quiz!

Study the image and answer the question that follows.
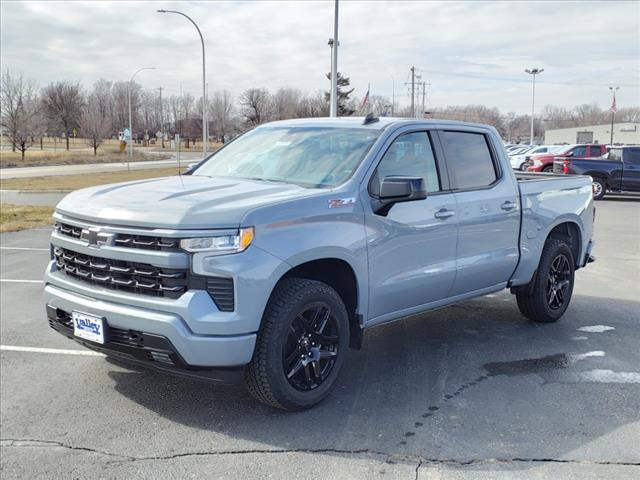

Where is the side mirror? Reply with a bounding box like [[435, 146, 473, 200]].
[[373, 176, 427, 216]]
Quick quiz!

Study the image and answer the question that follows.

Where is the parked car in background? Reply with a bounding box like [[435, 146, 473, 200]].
[[510, 145, 562, 171], [526, 144, 608, 172], [554, 145, 640, 199]]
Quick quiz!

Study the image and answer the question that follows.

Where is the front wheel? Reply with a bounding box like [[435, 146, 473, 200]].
[[245, 278, 349, 411], [541, 165, 554, 173], [516, 239, 575, 323]]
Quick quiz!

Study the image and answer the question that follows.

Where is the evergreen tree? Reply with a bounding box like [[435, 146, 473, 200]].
[[325, 72, 355, 116]]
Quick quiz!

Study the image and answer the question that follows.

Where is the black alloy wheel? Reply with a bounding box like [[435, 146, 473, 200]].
[[283, 302, 340, 391], [546, 254, 571, 310]]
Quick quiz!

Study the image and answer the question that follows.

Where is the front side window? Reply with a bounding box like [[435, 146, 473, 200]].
[[194, 126, 380, 188], [373, 132, 441, 193], [441, 131, 497, 190], [624, 147, 640, 165]]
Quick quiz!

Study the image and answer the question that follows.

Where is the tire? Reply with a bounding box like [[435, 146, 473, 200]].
[[541, 165, 553, 173], [245, 278, 349, 411], [592, 177, 606, 200], [519, 163, 528, 171], [516, 239, 575, 323]]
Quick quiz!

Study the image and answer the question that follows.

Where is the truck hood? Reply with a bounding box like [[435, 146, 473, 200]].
[[55, 175, 323, 229]]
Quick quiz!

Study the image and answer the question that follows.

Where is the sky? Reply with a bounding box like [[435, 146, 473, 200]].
[[1, 0, 639, 114]]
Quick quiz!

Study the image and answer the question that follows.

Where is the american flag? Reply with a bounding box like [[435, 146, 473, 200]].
[[361, 85, 370, 108]]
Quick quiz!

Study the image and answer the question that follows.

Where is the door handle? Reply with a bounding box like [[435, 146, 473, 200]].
[[434, 208, 455, 220], [501, 201, 518, 211]]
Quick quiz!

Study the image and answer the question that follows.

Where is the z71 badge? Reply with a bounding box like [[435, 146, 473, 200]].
[[328, 198, 356, 209]]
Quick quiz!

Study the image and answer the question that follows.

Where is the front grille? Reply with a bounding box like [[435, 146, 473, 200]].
[[55, 222, 180, 251], [54, 247, 188, 299]]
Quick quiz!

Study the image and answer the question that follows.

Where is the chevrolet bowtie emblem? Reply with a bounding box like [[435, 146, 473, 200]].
[[80, 227, 114, 247]]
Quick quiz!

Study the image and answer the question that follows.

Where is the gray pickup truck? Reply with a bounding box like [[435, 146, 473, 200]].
[[44, 117, 595, 410]]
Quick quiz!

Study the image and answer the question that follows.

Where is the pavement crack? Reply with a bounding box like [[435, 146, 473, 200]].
[[3, 438, 639, 468], [0, 438, 133, 461]]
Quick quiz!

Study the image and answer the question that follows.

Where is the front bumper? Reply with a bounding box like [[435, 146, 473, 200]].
[[46, 305, 244, 383], [44, 279, 257, 368]]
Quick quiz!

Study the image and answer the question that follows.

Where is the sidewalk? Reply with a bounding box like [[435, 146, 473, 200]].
[[0, 152, 202, 180]]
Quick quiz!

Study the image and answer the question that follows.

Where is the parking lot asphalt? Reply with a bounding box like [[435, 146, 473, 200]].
[[0, 197, 639, 479]]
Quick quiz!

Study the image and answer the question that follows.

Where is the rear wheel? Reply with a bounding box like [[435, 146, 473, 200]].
[[245, 278, 349, 411], [592, 177, 606, 200], [516, 239, 575, 323], [541, 165, 554, 173]]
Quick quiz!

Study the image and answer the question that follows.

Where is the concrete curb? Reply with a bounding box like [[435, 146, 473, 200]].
[[0, 189, 72, 194]]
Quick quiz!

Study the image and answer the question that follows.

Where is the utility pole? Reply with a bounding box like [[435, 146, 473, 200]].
[[410, 66, 415, 117], [609, 86, 619, 145], [525, 67, 544, 145], [391, 76, 395, 116], [157, 87, 164, 149], [329, 0, 339, 117]]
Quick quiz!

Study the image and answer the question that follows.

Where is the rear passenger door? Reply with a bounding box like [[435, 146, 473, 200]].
[[438, 130, 520, 296]]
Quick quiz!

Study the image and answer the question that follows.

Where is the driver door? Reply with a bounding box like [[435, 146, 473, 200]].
[[364, 130, 458, 324]]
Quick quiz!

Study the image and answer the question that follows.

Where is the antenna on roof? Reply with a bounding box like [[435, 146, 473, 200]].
[[363, 112, 379, 125]]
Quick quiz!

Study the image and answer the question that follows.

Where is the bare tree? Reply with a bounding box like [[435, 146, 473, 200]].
[[210, 90, 234, 142], [272, 88, 302, 120], [297, 91, 328, 118], [41, 81, 84, 150], [80, 93, 112, 155], [1, 71, 41, 159], [239, 88, 272, 126]]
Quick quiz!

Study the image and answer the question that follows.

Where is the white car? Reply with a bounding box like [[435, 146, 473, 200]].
[[510, 145, 562, 170]]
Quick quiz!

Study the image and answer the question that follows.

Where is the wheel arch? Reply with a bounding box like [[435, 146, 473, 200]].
[[271, 257, 363, 349]]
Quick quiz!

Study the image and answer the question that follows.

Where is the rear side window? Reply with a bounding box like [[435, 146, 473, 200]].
[[441, 131, 497, 189], [572, 146, 587, 156], [588, 146, 603, 157]]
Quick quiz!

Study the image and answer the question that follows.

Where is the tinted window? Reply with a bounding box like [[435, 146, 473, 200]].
[[441, 131, 497, 189], [375, 132, 440, 193], [625, 147, 640, 165], [588, 145, 603, 157], [572, 146, 588, 156]]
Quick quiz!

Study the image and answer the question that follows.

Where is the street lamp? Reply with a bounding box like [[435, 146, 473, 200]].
[[128, 67, 156, 171], [157, 9, 208, 158], [525, 67, 544, 145], [609, 86, 620, 145], [329, 0, 339, 117]]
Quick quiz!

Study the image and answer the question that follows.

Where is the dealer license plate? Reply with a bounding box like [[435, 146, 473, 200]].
[[72, 311, 105, 344]]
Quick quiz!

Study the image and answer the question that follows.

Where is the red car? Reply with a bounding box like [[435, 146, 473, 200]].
[[526, 144, 608, 172]]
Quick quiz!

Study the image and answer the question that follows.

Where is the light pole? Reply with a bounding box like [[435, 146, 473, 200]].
[[329, 0, 339, 117], [609, 86, 619, 145], [128, 67, 156, 170], [525, 67, 544, 145], [158, 9, 207, 158]]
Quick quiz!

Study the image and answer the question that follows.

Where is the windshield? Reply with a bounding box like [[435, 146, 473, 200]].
[[193, 126, 381, 188]]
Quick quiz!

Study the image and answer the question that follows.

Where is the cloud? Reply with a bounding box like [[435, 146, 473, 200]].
[[1, 0, 638, 113]]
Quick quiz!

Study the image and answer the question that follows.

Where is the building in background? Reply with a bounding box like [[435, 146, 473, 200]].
[[544, 123, 639, 145]]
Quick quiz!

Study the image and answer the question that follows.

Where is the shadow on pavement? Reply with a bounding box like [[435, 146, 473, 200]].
[[106, 292, 640, 466]]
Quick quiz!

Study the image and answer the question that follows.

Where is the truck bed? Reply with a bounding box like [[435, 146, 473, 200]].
[[508, 170, 594, 286]]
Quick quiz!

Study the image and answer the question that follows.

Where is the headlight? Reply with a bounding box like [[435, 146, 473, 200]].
[[533, 159, 542, 166], [180, 227, 254, 255]]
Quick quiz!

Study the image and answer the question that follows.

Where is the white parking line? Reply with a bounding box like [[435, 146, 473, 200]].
[[0, 247, 49, 251], [0, 279, 43, 283], [1, 345, 103, 357]]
